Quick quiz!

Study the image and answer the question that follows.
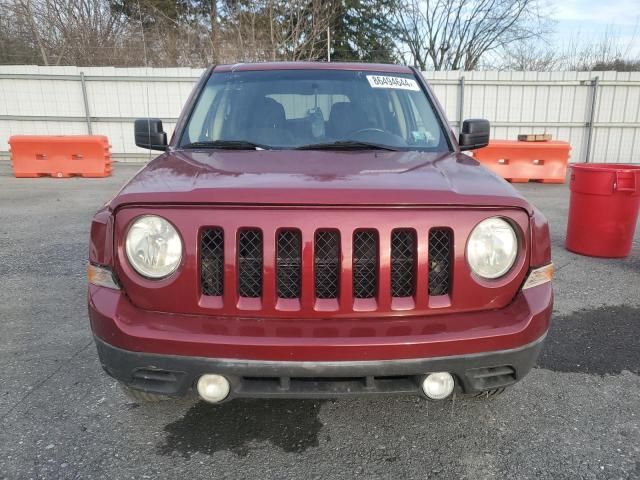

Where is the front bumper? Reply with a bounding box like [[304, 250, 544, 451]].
[[89, 282, 552, 399], [96, 332, 546, 399]]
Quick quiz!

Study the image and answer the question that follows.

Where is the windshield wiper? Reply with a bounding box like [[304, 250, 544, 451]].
[[181, 140, 271, 150], [295, 140, 398, 151]]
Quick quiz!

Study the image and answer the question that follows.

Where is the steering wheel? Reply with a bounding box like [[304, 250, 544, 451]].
[[350, 127, 387, 136], [347, 127, 406, 147]]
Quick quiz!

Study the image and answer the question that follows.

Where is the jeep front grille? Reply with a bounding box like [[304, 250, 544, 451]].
[[277, 230, 302, 299], [428, 229, 452, 296], [314, 230, 340, 299], [200, 225, 453, 308], [238, 229, 263, 298], [200, 227, 224, 296], [352, 230, 378, 299], [391, 229, 416, 297]]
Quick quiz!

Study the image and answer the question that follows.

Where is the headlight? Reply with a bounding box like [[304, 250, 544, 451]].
[[125, 215, 182, 279], [466, 217, 518, 279]]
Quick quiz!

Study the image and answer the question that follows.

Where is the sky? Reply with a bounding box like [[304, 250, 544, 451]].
[[551, 0, 640, 56]]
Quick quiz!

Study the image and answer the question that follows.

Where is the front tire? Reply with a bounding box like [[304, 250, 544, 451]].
[[119, 383, 169, 402], [466, 387, 507, 399]]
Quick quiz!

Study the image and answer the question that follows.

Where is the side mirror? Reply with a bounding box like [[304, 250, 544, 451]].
[[458, 119, 490, 151], [134, 118, 167, 151]]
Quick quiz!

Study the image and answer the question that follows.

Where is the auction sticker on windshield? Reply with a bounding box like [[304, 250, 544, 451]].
[[366, 75, 420, 91]]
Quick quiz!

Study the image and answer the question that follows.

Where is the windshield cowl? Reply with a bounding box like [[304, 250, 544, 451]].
[[295, 140, 399, 151], [182, 140, 271, 150]]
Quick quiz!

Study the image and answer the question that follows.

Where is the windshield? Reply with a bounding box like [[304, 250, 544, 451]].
[[179, 69, 450, 151]]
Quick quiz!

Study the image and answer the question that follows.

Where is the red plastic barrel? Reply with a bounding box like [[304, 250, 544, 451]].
[[566, 163, 640, 257]]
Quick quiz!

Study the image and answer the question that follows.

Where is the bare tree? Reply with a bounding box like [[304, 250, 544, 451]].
[[48, 0, 131, 65], [560, 27, 640, 71], [501, 40, 562, 71], [271, 0, 335, 60], [217, 1, 271, 62], [1, 0, 51, 64], [394, 0, 548, 70], [1, 0, 135, 66], [497, 26, 640, 72], [17, 0, 50, 64], [218, 0, 334, 62]]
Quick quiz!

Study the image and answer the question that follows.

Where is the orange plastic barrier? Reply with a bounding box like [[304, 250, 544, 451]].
[[9, 135, 112, 178], [473, 140, 571, 183]]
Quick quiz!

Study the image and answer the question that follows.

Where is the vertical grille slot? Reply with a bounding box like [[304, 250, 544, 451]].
[[277, 230, 301, 299], [314, 230, 340, 299], [428, 229, 452, 296], [238, 229, 263, 298], [391, 229, 416, 297], [201, 228, 224, 296], [353, 230, 378, 299]]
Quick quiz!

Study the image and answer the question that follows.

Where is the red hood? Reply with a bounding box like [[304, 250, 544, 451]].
[[110, 150, 532, 213]]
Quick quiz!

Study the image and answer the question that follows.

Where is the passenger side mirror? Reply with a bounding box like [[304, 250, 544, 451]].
[[134, 118, 167, 151], [458, 119, 490, 151]]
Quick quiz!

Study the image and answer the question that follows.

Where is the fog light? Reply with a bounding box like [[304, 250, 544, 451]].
[[197, 374, 230, 403], [422, 372, 455, 400]]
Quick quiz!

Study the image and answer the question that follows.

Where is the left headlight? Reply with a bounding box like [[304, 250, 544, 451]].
[[466, 217, 518, 279], [125, 215, 183, 279]]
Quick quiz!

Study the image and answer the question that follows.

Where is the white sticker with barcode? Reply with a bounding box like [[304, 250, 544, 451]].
[[366, 75, 420, 91]]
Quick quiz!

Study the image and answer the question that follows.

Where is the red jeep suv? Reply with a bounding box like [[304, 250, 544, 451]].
[[88, 62, 553, 403]]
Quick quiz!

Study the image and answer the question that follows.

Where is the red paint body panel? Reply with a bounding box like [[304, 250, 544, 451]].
[[530, 206, 552, 266], [108, 151, 532, 212], [89, 207, 114, 266], [89, 283, 552, 362]]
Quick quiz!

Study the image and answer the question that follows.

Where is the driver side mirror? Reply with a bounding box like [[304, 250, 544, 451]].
[[134, 118, 167, 151], [458, 119, 490, 151]]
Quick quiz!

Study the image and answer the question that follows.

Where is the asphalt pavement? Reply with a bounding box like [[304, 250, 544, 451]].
[[0, 162, 638, 479]]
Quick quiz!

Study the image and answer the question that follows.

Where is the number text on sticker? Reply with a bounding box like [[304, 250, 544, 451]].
[[366, 75, 420, 91]]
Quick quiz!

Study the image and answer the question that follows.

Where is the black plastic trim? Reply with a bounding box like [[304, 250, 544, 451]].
[[95, 333, 546, 401]]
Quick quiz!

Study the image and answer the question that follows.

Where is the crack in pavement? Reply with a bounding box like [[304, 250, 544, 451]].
[[0, 340, 94, 423]]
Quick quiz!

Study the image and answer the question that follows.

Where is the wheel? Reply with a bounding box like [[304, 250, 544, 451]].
[[119, 382, 169, 402]]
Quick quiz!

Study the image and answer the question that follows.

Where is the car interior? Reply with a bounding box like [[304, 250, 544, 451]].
[[183, 72, 447, 151]]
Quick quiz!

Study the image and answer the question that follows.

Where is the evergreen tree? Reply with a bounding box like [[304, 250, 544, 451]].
[[330, 0, 399, 63]]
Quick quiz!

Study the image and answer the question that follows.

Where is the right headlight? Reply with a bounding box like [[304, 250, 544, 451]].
[[466, 217, 518, 279], [125, 215, 183, 279]]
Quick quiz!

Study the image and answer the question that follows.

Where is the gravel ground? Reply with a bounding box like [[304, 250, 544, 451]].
[[0, 162, 638, 480]]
